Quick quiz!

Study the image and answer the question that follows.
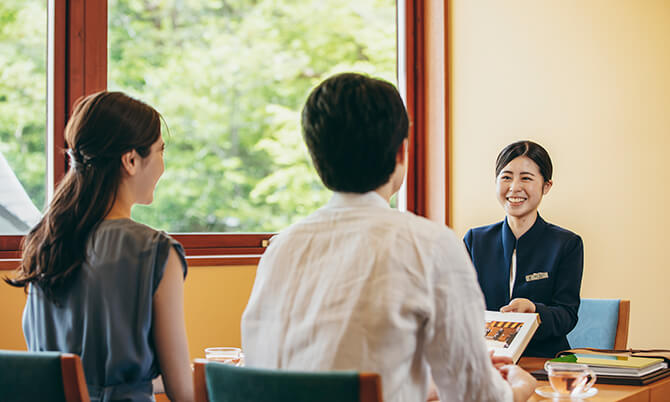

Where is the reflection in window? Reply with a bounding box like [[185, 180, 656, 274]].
[[0, 0, 47, 234], [108, 0, 397, 232]]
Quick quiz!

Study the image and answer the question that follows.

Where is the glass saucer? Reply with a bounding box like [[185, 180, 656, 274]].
[[535, 385, 598, 399]]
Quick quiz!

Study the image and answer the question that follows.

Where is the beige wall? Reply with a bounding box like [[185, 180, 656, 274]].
[[0, 265, 257, 361], [450, 0, 670, 348]]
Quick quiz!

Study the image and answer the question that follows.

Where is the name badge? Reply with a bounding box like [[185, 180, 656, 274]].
[[525, 272, 549, 282]]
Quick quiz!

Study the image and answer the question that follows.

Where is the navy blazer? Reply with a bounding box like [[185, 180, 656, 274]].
[[464, 214, 583, 357]]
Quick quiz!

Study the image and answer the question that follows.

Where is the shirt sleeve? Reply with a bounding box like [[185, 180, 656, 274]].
[[424, 229, 513, 402], [533, 235, 583, 340], [463, 228, 474, 258], [152, 232, 188, 294]]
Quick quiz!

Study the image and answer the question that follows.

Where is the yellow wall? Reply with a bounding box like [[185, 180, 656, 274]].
[[0, 285, 27, 351], [183, 265, 256, 360], [450, 0, 670, 348], [0, 265, 257, 361]]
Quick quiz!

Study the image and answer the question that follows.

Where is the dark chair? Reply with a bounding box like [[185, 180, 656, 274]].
[[193, 359, 383, 402], [0, 349, 90, 402], [567, 299, 630, 349]]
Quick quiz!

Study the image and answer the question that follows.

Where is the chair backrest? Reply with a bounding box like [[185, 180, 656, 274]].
[[0, 350, 90, 402], [193, 359, 383, 402], [567, 299, 630, 350]]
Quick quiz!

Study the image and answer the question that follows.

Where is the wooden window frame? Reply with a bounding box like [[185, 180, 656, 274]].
[[1, 0, 449, 270], [404, 0, 450, 226]]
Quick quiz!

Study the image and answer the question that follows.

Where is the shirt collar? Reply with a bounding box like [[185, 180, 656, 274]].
[[325, 191, 391, 209], [502, 213, 547, 259]]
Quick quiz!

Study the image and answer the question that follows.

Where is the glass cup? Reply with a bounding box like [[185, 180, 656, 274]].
[[544, 361, 596, 396], [204, 347, 243, 366]]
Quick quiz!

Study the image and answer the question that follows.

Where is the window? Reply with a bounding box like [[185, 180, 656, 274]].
[[1, 0, 441, 268], [108, 0, 397, 233], [0, 0, 47, 235]]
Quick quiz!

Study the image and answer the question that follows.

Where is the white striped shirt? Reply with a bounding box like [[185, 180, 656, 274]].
[[242, 192, 513, 402]]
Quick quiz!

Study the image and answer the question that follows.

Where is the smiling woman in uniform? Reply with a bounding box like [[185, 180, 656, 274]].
[[464, 140, 584, 357]]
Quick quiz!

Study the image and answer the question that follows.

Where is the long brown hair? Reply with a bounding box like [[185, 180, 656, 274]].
[[5, 91, 162, 300]]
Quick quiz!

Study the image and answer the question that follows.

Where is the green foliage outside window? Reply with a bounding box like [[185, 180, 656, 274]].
[[0, 0, 396, 233], [0, 0, 47, 210], [109, 0, 396, 232]]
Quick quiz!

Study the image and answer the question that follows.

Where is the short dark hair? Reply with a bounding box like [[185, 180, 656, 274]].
[[495, 140, 553, 182], [301, 73, 409, 193]]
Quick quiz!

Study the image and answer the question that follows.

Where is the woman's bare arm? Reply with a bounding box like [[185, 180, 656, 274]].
[[153, 247, 193, 402]]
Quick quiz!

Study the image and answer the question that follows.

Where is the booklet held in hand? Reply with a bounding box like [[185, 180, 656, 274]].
[[485, 311, 540, 363]]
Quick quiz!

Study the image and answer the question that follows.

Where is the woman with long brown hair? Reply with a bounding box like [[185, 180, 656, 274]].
[[6, 91, 193, 401]]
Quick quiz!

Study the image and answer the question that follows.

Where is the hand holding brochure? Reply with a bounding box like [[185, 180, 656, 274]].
[[485, 311, 540, 363]]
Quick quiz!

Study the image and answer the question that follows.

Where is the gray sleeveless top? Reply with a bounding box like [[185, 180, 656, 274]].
[[23, 219, 188, 402]]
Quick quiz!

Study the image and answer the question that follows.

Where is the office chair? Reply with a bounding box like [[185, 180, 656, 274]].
[[567, 299, 630, 350]]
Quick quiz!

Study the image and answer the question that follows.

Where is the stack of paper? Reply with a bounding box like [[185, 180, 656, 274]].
[[552, 354, 667, 377]]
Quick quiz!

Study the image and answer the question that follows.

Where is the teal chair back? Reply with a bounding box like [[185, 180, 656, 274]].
[[567, 299, 630, 350], [0, 350, 90, 402], [193, 359, 383, 402]]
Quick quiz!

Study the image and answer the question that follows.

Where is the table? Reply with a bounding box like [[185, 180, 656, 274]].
[[155, 358, 670, 401], [519, 357, 670, 402]]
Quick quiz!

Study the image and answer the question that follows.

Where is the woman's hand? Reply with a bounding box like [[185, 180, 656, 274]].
[[489, 350, 514, 377], [500, 298, 536, 313], [499, 365, 538, 402], [426, 377, 440, 401]]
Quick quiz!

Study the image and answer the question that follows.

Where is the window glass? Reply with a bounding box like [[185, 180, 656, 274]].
[[0, 0, 47, 234], [108, 0, 397, 232]]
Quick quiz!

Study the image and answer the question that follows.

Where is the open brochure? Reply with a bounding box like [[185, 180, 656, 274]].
[[485, 311, 540, 363]]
